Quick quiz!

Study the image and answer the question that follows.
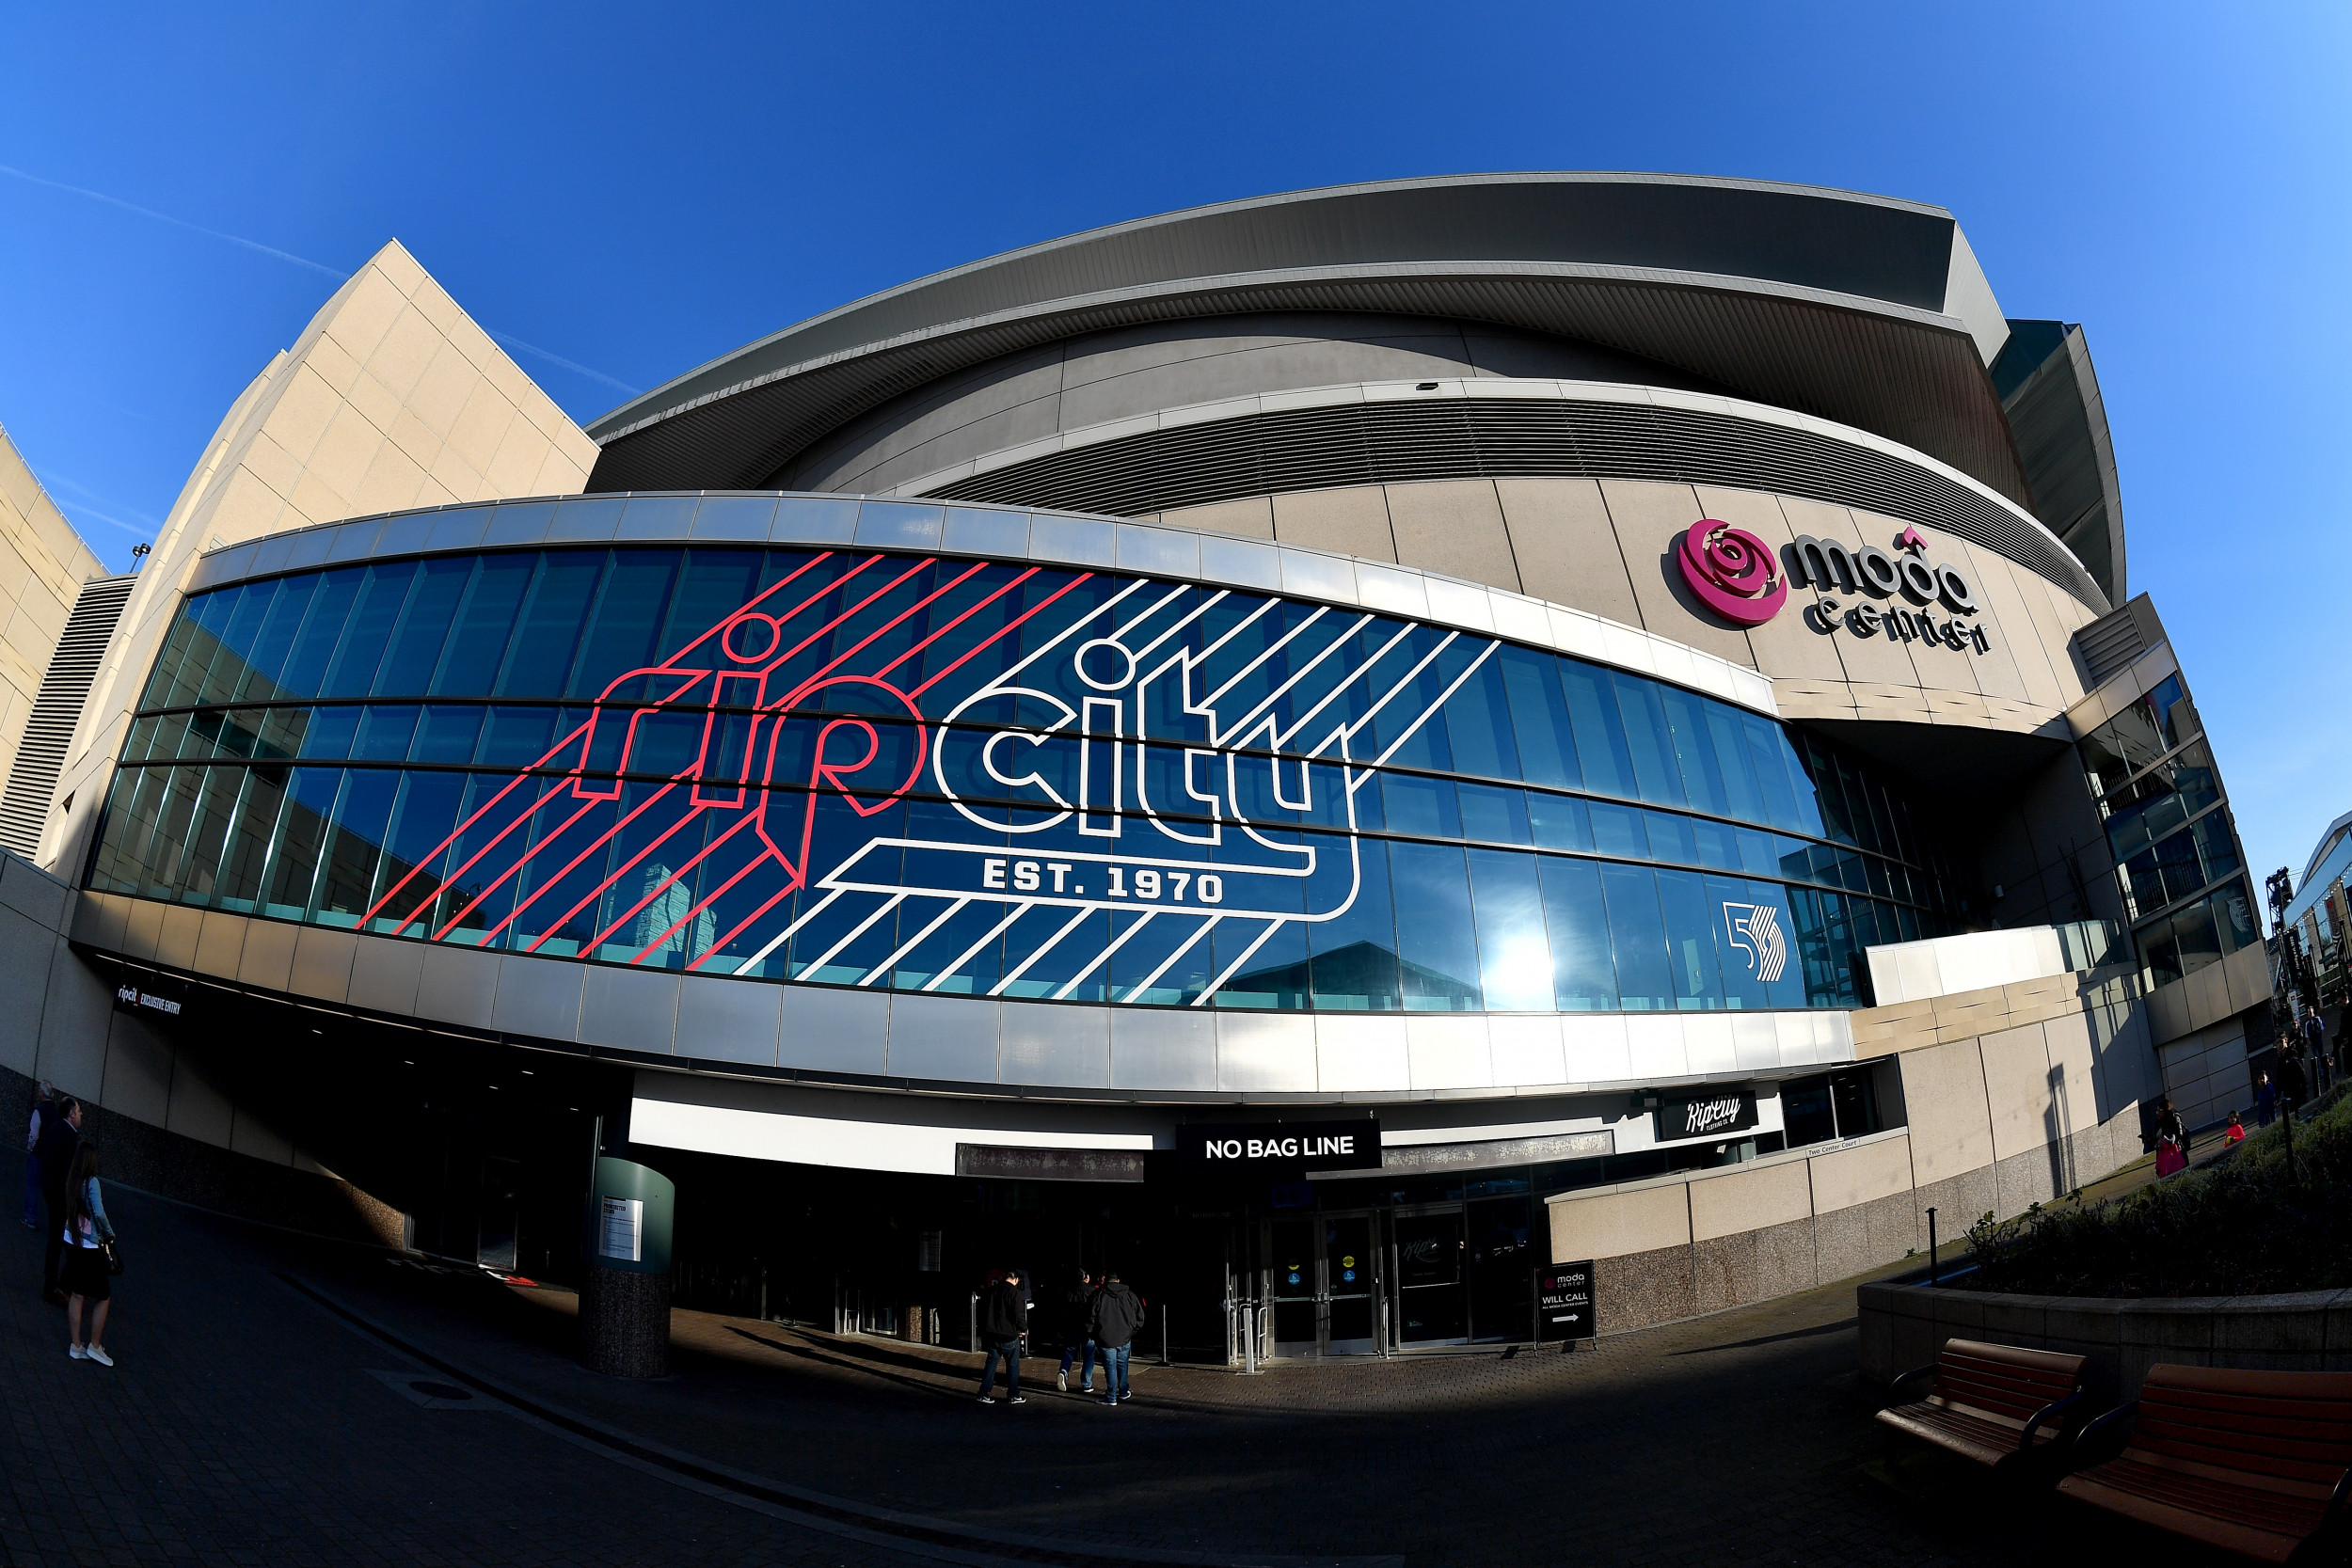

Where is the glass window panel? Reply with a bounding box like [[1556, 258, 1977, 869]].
[[568, 549, 683, 696], [87, 769, 146, 894], [295, 705, 360, 759], [178, 767, 245, 903], [502, 792, 628, 957], [98, 767, 170, 896], [2192, 811, 2241, 884], [1498, 646, 1580, 790], [369, 770, 469, 931], [1468, 849, 1551, 1011], [143, 766, 208, 896], [1705, 705, 1764, 826], [1643, 811, 1697, 866], [1456, 784, 1530, 846], [1736, 828, 1780, 877], [352, 705, 421, 761], [275, 568, 364, 702], [2172, 898, 2223, 978], [1658, 688, 1728, 817], [313, 769, 398, 926], [1308, 836, 1401, 1010], [655, 548, 770, 664], [1782, 1075, 1836, 1147], [1656, 868, 1724, 1009], [1589, 801, 1647, 859], [215, 767, 287, 911], [1753, 717, 1822, 837], [319, 561, 418, 698], [1748, 879, 1810, 1011], [1610, 672, 1684, 806], [263, 768, 342, 918], [230, 577, 317, 702], [1528, 792, 1590, 852], [1214, 914, 1310, 1010], [2215, 880, 2261, 954], [1598, 863, 1673, 1010], [1701, 874, 1768, 1009], [1442, 657, 1520, 781], [1388, 841, 1482, 1010], [1558, 661, 1635, 800], [374, 557, 472, 696], [495, 551, 608, 697], [427, 555, 536, 696], [1379, 773, 1459, 840], [474, 706, 562, 769], [408, 705, 486, 764], [1536, 856, 1616, 1009]]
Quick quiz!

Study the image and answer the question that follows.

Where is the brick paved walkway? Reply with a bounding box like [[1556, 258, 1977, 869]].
[[2, 1176, 2226, 1566]]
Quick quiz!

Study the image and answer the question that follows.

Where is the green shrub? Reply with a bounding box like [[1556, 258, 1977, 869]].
[[1963, 1096, 2352, 1297]]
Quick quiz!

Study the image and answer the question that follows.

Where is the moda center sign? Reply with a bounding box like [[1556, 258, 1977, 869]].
[[1677, 519, 1992, 654]]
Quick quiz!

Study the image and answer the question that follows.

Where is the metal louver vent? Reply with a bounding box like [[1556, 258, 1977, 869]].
[[927, 397, 2107, 612], [2071, 594, 2165, 689], [0, 573, 136, 860]]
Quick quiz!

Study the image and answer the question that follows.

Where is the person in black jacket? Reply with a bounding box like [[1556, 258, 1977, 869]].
[[35, 1096, 81, 1305], [977, 1268, 1027, 1405], [1056, 1269, 1095, 1394], [1087, 1271, 1145, 1405]]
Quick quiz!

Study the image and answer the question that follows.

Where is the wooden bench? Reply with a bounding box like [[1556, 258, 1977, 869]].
[[2059, 1365, 2352, 1562], [1876, 1338, 2089, 1469]]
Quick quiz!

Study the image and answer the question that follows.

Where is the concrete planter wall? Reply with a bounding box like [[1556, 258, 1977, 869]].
[[1859, 1278, 2352, 1403]]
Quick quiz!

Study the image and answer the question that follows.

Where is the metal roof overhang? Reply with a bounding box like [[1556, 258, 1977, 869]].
[[585, 175, 2031, 504]]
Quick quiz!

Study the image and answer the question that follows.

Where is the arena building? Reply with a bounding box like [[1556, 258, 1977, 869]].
[[1, 174, 2271, 1354]]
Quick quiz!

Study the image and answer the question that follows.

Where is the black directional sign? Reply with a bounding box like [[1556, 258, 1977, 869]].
[[1535, 1260, 1597, 1342]]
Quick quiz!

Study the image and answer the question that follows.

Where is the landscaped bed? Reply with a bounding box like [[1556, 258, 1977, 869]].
[[1962, 1089, 2352, 1297]]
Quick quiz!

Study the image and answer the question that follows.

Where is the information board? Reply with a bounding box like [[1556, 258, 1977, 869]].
[[1535, 1259, 1597, 1342]]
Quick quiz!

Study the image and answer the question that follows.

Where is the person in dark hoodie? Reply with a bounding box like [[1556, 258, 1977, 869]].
[[1087, 1270, 1145, 1405], [1056, 1268, 1095, 1395], [977, 1267, 1028, 1405]]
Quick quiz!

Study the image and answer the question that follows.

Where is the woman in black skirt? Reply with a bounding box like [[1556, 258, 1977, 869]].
[[60, 1143, 115, 1367]]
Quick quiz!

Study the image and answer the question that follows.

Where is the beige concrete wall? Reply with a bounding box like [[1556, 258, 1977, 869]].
[[0, 425, 105, 793], [1549, 1180, 1691, 1261], [0, 850, 321, 1173], [1152, 475, 2103, 745], [37, 240, 600, 879]]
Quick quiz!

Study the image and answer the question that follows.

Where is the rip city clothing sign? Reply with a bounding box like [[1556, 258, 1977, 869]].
[[1652, 1089, 1758, 1143]]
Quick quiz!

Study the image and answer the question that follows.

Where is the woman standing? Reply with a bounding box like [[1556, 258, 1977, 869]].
[[60, 1143, 115, 1367]]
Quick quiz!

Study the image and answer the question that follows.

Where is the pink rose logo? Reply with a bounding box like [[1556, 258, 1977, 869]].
[[1677, 519, 1787, 627]]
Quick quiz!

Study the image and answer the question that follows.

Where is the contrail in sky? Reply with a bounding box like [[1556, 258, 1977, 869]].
[[0, 161, 641, 394]]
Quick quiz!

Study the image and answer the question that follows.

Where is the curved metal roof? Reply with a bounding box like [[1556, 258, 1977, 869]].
[[585, 172, 2029, 503]]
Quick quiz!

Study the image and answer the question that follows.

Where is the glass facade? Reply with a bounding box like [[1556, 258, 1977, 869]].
[[2080, 673, 2259, 989], [91, 534, 1964, 1015]]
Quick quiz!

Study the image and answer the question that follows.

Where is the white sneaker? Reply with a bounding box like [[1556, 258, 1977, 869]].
[[86, 1346, 113, 1368], [69, 1344, 85, 1360], [1057, 1370, 1067, 1392]]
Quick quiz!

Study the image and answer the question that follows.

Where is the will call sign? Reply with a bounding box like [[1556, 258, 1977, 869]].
[[1678, 519, 1993, 654]]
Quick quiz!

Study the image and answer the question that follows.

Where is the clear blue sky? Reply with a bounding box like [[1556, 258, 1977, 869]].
[[2, 1, 2344, 896]]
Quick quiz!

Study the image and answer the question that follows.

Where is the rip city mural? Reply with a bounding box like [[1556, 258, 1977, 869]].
[[94, 526, 1965, 1014]]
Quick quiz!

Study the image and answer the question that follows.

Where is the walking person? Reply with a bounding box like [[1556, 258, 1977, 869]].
[[1088, 1270, 1145, 1406], [60, 1143, 115, 1366], [2281, 1045, 2311, 1119], [2153, 1097, 2188, 1178], [2304, 1013, 2332, 1095], [34, 1094, 81, 1304], [1056, 1268, 1096, 1395], [23, 1079, 53, 1230], [2256, 1069, 2278, 1129], [976, 1266, 1027, 1405]]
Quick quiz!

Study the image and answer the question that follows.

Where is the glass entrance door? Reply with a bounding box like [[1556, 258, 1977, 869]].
[[1466, 1196, 1534, 1342], [1323, 1213, 1375, 1355], [1392, 1208, 1468, 1345], [1263, 1213, 1378, 1356]]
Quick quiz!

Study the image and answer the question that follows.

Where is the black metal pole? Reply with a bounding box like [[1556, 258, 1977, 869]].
[[1926, 1206, 1939, 1287]]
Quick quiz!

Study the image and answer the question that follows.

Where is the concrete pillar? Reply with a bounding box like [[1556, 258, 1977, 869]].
[[579, 1157, 675, 1378]]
